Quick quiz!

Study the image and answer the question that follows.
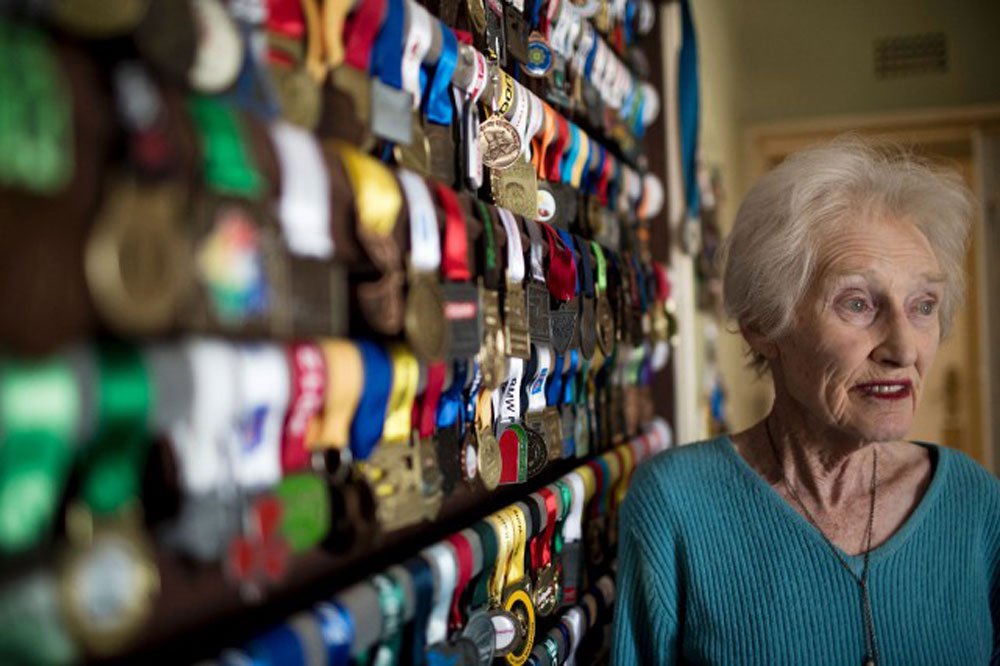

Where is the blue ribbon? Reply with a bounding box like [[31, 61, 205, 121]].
[[370, 0, 405, 88], [423, 24, 458, 124], [557, 230, 580, 295], [559, 125, 581, 184], [625, 0, 636, 45], [529, 0, 544, 29], [583, 32, 599, 79], [546, 352, 564, 407], [246, 623, 306, 666], [562, 350, 578, 406], [579, 138, 595, 193], [403, 556, 436, 662], [464, 362, 483, 427], [315, 602, 354, 666], [350, 340, 392, 462], [437, 361, 468, 429]]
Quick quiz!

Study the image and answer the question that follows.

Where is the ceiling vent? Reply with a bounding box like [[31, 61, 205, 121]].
[[874, 32, 948, 79]]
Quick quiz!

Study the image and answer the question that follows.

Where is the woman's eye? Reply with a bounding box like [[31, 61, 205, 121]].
[[845, 298, 868, 313], [916, 300, 938, 316]]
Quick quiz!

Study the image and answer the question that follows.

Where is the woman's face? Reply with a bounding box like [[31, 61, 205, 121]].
[[771, 214, 945, 443]]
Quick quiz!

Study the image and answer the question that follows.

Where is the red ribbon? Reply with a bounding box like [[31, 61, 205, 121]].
[[540, 222, 576, 301], [267, 0, 307, 38], [435, 183, 472, 282], [597, 152, 614, 206], [544, 115, 570, 182], [587, 459, 606, 519], [281, 342, 326, 473], [343, 0, 388, 71], [417, 362, 447, 439], [446, 532, 474, 630], [653, 262, 671, 302], [532, 487, 559, 568]]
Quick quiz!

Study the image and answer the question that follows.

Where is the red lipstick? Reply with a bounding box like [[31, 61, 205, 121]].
[[855, 379, 912, 401]]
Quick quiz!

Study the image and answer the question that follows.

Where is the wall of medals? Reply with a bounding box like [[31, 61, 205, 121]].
[[0, 0, 674, 662]]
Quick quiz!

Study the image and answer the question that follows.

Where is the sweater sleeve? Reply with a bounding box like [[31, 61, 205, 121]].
[[611, 466, 681, 666]]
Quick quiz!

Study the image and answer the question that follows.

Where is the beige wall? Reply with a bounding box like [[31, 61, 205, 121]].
[[690, 0, 1000, 434]]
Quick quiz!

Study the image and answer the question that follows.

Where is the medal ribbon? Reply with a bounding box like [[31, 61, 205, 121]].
[[562, 350, 577, 406], [282, 343, 326, 472], [540, 223, 575, 300], [463, 365, 483, 428], [591, 242, 608, 294], [233, 345, 288, 489], [559, 124, 580, 185], [476, 201, 501, 290], [370, 0, 405, 88], [423, 542, 458, 646], [188, 95, 264, 198], [399, 170, 442, 272], [269, 122, 334, 259], [350, 341, 392, 461], [435, 183, 472, 282], [497, 208, 525, 284], [524, 219, 546, 284], [315, 602, 354, 666], [557, 230, 581, 298], [505, 506, 528, 586], [526, 346, 551, 414], [533, 104, 556, 178], [401, 0, 433, 108], [383, 346, 420, 444], [570, 133, 591, 189], [81, 343, 151, 516], [436, 361, 467, 429], [371, 572, 406, 665], [532, 487, 559, 568], [0, 356, 78, 553], [401, 555, 434, 662], [343, 0, 389, 71], [338, 143, 402, 237], [485, 512, 514, 603], [309, 340, 363, 450], [498, 358, 524, 423], [545, 352, 564, 408], [544, 115, 569, 182], [417, 362, 447, 439], [470, 520, 499, 609], [575, 237, 596, 299], [424, 26, 458, 124], [446, 532, 474, 629]]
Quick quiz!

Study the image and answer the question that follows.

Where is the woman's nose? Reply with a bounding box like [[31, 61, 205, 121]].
[[870, 307, 919, 368]]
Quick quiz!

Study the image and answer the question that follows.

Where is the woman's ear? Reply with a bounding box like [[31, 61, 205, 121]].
[[740, 322, 779, 361]]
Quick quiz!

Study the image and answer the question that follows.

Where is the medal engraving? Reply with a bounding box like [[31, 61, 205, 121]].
[[542, 407, 563, 461], [476, 427, 502, 491], [524, 426, 547, 478], [533, 564, 559, 617], [443, 281, 484, 360], [491, 159, 538, 219], [503, 280, 531, 360], [479, 116, 522, 170]]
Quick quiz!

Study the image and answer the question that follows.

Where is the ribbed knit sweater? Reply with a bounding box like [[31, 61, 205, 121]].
[[611, 436, 1000, 665]]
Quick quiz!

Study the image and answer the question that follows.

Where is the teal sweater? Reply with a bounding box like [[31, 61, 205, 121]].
[[612, 436, 1000, 665]]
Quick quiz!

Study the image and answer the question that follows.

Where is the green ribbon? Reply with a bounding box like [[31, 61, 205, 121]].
[[590, 242, 607, 293], [370, 572, 405, 666], [0, 18, 72, 193], [0, 356, 79, 553], [187, 95, 264, 198], [79, 343, 152, 516], [552, 480, 572, 555]]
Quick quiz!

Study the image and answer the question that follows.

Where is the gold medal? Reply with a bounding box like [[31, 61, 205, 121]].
[[58, 508, 159, 656], [477, 427, 502, 492], [85, 176, 189, 335], [405, 272, 448, 362], [532, 563, 559, 616], [479, 285, 507, 390], [490, 158, 538, 219], [503, 279, 531, 360], [362, 443, 427, 533]]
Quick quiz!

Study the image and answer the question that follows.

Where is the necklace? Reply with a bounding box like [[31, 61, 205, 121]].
[[763, 418, 880, 666]]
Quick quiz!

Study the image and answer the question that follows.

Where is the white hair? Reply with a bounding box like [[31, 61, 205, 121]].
[[719, 135, 975, 372]]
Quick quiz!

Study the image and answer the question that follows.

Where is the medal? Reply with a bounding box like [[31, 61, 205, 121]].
[[476, 204, 506, 389], [499, 508, 535, 665], [497, 210, 531, 360], [574, 237, 598, 360], [491, 157, 539, 219], [84, 176, 189, 335], [522, 32, 553, 77], [474, 388, 502, 491], [435, 183, 483, 360]]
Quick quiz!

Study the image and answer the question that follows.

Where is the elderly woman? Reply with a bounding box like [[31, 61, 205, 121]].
[[612, 138, 1000, 665]]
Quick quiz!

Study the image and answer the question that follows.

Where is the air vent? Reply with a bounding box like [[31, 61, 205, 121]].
[[874, 32, 948, 79]]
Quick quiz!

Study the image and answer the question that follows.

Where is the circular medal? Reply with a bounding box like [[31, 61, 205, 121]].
[[536, 187, 556, 222], [84, 178, 190, 335], [50, 0, 150, 37], [533, 564, 560, 617], [188, 0, 244, 93], [58, 522, 159, 655], [479, 324, 506, 390], [522, 33, 553, 78], [503, 589, 535, 666], [479, 116, 522, 170], [405, 275, 448, 362], [525, 427, 547, 479], [476, 429, 502, 492]]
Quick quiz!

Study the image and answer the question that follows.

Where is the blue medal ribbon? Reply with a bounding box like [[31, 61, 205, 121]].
[[246, 623, 306, 666], [557, 230, 581, 297], [403, 556, 435, 662], [632, 256, 649, 314], [370, 0, 406, 88], [559, 124, 581, 184], [679, 0, 701, 217], [562, 350, 577, 406], [464, 363, 483, 427], [437, 361, 468, 429], [423, 24, 458, 124], [529, 0, 544, 30], [350, 341, 392, 462], [316, 602, 355, 666], [583, 34, 599, 79], [546, 352, 564, 407], [579, 138, 595, 193]]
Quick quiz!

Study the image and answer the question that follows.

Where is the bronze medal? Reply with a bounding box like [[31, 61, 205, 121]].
[[405, 271, 449, 362], [270, 63, 322, 131], [84, 176, 189, 335], [476, 426, 502, 492], [394, 117, 432, 176], [491, 159, 538, 219], [479, 116, 522, 170], [479, 285, 507, 390], [526, 281, 551, 345], [466, 0, 487, 36], [503, 280, 531, 360]]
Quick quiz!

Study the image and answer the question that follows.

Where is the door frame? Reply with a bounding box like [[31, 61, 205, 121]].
[[744, 103, 1000, 472]]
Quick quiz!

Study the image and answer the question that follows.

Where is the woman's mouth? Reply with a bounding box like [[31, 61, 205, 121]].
[[855, 380, 912, 400]]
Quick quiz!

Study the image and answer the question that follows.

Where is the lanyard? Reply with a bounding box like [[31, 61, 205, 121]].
[[532, 487, 559, 569], [423, 25, 458, 124], [343, 0, 388, 71], [350, 341, 392, 461], [422, 542, 458, 646], [370, 0, 405, 87], [435, 183, 471, 282], [315, 602, 354, 666], [436, 361, 467, 429], [187, 95, 263, 198], [282, 342, 326, 473], [446, 532, 475, 629], [539, 223, 575, 301], [526, 345, 551, 414], [470, 519, 499, 609]]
